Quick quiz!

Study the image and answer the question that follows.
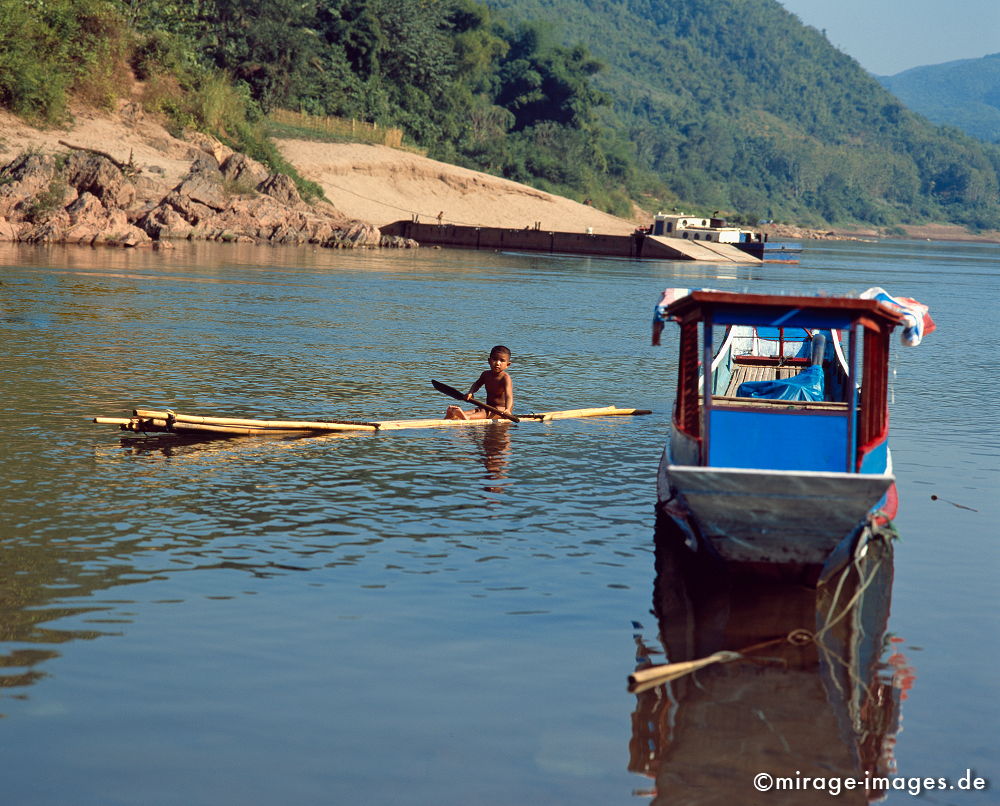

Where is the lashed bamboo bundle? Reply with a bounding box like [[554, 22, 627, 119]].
[[133, 409, 379, 432], [91, 405, 652, 438], [93, 409, 380, 436]]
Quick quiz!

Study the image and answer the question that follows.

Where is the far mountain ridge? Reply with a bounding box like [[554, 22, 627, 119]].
[[880, 52, 1000, 79], [878, 53, 1000, 144]]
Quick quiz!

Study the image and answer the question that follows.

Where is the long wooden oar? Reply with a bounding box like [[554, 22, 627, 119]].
[[431, 379, 520, 423]]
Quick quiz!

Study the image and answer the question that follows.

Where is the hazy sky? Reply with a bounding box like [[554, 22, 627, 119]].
[[778, 0, 1000, 75]]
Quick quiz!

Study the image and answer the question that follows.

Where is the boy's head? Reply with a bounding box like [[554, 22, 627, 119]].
[[489, 345, 511, 363], [488, 345, 511, 374]]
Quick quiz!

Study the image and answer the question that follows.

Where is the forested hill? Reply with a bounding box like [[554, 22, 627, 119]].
[[879, 54, 1000, 145], [487, 0, 1000, 229], [2, 0, 999, 230]]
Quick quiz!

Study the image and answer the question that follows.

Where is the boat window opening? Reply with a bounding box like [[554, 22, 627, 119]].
[[858, 325, 891, 454], [845, 324, 859, 471], [675, 318, 701, 438]]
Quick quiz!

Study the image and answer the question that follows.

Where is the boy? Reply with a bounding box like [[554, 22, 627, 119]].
[[444, 345, 514, 420]]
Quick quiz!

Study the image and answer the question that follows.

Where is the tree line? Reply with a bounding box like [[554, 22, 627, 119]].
[[2, 0, 998, 229]]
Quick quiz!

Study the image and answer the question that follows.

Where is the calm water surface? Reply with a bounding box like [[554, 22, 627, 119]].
[[0, 239, 996, 805]]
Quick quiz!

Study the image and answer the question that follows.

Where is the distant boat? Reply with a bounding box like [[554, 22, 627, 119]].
[[651, 287, 934, 584], [648, 212, 767, 261]]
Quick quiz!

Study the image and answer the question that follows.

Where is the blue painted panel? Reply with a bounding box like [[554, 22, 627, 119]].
[[709, 408, 848, 471], [859, 435, 890, 474], [712, 306, 857, 329]]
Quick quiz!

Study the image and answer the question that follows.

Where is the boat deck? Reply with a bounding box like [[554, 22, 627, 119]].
[[724, 362, 804, 395]]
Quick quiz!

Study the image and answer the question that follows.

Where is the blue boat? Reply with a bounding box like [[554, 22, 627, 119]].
[[652, 287, 934, 583]]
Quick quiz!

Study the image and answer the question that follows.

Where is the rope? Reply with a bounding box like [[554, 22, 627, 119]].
[[629, 551, 888, 695]]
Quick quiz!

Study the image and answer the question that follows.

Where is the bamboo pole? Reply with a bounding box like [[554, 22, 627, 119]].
[[535, 406, 653, 421], [372, 407, 650, 430], [166, 421, 325, 436], [628, 651, 742, 694], [375, 417, 508, 430], [133, 409, 379, 432], [124, 417, 324, 436]]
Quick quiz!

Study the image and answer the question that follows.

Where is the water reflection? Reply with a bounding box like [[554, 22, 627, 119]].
[[0, 533, 154, 713], [455, 423, 512, 493], [2, 422, 525, 712], [108, 430, 344, 460], [629, 518, 910, 803]]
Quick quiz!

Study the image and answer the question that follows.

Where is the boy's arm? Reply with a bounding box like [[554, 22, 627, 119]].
[[466, 371, 489, 400], [503, 374, 514, 413]]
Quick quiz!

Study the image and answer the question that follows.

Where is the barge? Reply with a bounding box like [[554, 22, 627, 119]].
[[381, 212, 768, 264]]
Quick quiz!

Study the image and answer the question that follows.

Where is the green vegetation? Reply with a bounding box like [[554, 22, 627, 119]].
[[490, 0, 1000, 230], [0, 0, 130, 123], [1, 0, 998, 229], [23, 177, 69, 222]]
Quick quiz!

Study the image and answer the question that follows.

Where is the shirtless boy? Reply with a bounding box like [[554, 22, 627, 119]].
[[444, 345, 514, 420]]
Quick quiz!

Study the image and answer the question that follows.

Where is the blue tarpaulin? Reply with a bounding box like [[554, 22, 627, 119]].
[[736, 364, 825, 401]]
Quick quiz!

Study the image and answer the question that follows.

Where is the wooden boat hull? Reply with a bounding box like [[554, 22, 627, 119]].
[[657, 444, 895, 580], [93, 406, 651, 437]]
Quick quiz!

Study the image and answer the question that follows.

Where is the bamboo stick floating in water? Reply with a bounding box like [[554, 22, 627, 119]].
[[530, 406, 652, 420], [628, 651, 742, 694]]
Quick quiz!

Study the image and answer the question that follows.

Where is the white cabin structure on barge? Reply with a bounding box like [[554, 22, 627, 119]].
[[651, 213, 766, 249]]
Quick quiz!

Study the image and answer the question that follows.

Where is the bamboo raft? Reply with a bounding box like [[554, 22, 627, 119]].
[[93, 406, 652, 437]]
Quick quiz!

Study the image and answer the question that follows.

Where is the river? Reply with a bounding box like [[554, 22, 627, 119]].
[[0, 238, 996, 805]]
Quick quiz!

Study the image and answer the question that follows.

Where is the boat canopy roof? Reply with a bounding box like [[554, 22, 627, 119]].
[[661, 290, 907, 331]]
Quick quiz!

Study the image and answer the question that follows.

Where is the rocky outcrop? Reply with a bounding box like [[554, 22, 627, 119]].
[[0, 152, 151, 246], [0, 139, 414, 250]]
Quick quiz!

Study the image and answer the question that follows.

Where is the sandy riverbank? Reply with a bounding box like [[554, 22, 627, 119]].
[[2, 101, 997, 244], [0, 102, 640, 237], [272, 138, 642, 233]]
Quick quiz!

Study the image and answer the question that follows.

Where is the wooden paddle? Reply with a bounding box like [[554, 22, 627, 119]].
[[431, 379, 520, 423]]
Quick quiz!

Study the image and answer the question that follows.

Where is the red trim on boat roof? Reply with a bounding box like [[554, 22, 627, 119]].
[[665, 291, 907, 330]]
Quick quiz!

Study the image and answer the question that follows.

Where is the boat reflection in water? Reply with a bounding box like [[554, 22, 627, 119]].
[[628, 517, 912, 803]]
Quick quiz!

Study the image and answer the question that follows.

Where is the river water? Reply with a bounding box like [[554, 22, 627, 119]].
[[0, 238, 996, 805]]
